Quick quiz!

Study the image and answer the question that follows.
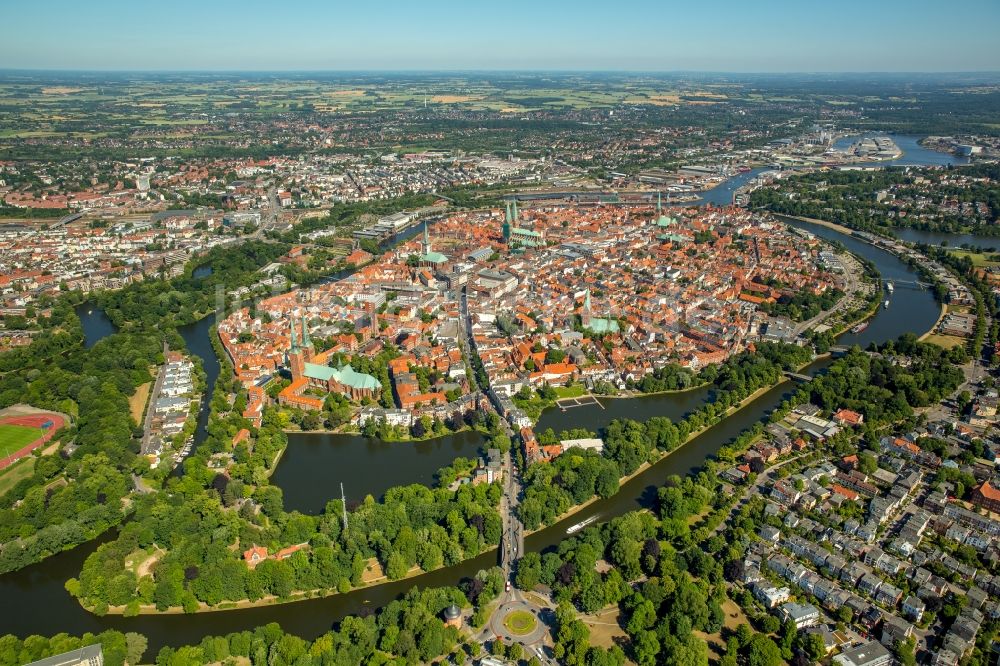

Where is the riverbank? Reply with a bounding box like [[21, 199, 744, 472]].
[[85, 369, 790, 617], [82, 555, 442, 615], [782, 214, 856, 236], [283, 423, 477, 444], [524, 369, 806, 538], [919, 303, 949, 342], [600, 380, 712, 400], [782, 214, 949, 342]]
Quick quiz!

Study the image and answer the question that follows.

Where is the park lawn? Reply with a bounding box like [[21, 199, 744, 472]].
[[0, 424, 43, 458], [697, 598, 752, 662], [554, 384, 587, 399], [947, 249, 1000, 268], [923, 334, 968, 350], [0, 458, 35, 497], [579, 607, 628, 651]]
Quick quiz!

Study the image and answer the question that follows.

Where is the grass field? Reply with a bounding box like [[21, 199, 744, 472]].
[[554, 384, 588, 399], [579, 607, 627, 651], [923, 333, 968, 349], [947, 249, 1000, 268], [0, 423, 43, 458], [130, 382, 152, 423], [0, 458, 34, 496], [503, 610, 537, 636]]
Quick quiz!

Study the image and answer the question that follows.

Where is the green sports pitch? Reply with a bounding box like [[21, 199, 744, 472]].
[[0, 424, 43, 459]]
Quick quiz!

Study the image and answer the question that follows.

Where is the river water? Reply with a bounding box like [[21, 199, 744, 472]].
[[698, 133, 970, 208], [274, 430, 487, 514], [830, 134, 968, 168], [178, 314, 218, 451], [73, 303, 116, 348], [891, 228, 1000, 251]]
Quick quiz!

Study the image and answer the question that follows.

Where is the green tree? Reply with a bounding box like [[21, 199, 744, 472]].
[[747, 635, 783, 666]]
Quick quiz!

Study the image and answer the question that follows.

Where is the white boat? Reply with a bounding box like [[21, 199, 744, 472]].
[[884, 299, 890, 309], [566, 515, 598, 535], [886, 281, 894, 293]]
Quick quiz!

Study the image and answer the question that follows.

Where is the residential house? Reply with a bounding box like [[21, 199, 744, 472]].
[[832, 641, 892, 666]]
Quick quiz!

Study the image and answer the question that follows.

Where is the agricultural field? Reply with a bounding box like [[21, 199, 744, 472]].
[[1, 71, 997, 163]]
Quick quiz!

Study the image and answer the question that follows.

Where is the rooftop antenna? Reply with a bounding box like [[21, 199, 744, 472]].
[[340, 482, 349, 531]]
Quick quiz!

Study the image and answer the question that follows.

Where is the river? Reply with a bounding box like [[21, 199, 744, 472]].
[[830, 133, 968, 168], [0, 213, 949, 653], [274, 430, 487, 514], [175, 314, 219, 453], [891, 228, 1000, 251], [698, 133, 970, 208]]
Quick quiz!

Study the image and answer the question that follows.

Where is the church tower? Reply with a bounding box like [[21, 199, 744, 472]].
[[502, 201, 512, 242], [300, 314, 314, 362], [582, 288, 592, 328], [288, 317, 305, 380]]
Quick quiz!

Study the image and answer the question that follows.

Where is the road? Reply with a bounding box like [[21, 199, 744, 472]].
[[459, 287, 525, 582], [499, 449, 525, 580], [713, 451, 808, 536], [475, 587, 556, 664], [140, 341, 169, 455]]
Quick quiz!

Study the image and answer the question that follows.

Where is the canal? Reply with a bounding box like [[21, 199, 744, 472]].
[[0, 214, 952, 653]]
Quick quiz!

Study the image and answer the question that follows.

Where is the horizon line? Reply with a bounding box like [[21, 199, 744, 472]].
[[1, 68, 999, 76]]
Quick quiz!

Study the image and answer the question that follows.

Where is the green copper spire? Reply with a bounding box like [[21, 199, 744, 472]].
[[505, 201, 511, 223], [301, 315, 312, 348], [657, 191, 661, 213], [289, 316, 298, 351], [512, 199, 519, 224], [423, 221, 430, 252], [584, 288, 591, 313]]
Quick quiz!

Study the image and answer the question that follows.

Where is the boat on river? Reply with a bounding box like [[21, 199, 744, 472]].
[[887, 281, 894, 293], [884, 299, 890, 309], [566, 515, 598, 535], [851, 321, 869, 334]]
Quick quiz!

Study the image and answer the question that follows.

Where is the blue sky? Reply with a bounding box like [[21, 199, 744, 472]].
[[1, 0, 998, 72]]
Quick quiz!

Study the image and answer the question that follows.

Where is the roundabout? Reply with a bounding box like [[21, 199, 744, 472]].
[[503, 609, 537, 636], [489, 598, 549, 647]]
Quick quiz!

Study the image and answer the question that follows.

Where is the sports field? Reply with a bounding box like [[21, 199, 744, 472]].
[[0, 423, 43, 458]]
